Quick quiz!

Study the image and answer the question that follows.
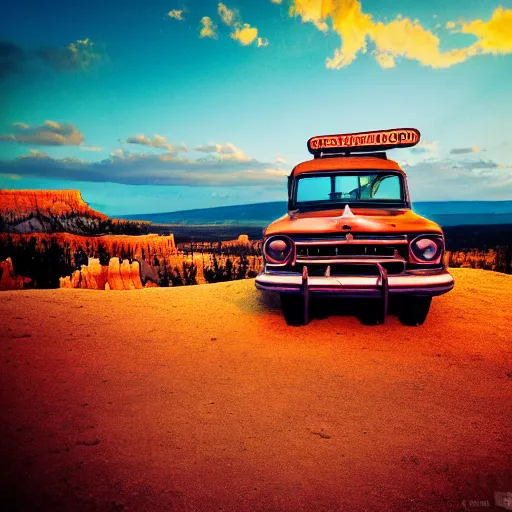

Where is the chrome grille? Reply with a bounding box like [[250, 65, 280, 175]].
[[292, 235, 409, 262]]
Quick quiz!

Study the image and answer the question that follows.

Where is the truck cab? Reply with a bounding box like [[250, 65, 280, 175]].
[[255, 128, 454, 326]]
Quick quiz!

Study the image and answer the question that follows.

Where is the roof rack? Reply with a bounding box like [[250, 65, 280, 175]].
[[314, 151, 388, 160]]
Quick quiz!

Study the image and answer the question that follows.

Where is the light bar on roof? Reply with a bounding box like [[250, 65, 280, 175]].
[[307, 128, 420, 155]]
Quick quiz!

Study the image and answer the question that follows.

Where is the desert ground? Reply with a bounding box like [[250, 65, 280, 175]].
[[1, 268, 511, 512]]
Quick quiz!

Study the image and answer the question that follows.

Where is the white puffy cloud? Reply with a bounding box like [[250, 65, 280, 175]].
[[195, 142, 251, 162], [0, 146, 287, 187], [0, 121, 85, 146], [404, 157, 512, 200], [126, 134, 182, 152]]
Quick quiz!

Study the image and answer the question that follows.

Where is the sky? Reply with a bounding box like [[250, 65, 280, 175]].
[[1, 0, 511, 215]]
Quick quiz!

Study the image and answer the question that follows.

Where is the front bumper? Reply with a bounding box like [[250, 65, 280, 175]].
[[255, 267, 454, 298]]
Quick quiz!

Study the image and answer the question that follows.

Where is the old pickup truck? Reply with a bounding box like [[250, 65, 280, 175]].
[[255, 128, 454, 326]]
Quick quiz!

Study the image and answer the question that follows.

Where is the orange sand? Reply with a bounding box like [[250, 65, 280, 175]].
[[1, 268, 511, 511]]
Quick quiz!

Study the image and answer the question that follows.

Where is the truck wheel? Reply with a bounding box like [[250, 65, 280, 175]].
[[280, 293, 308, 326], [359, 299, 386, 325], [398, 297, 432, 326]]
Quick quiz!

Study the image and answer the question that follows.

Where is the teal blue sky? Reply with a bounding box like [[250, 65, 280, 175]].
[[1, 0, 511, 214]]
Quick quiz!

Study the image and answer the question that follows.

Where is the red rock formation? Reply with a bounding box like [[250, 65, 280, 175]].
[[0, 258, 31, 290], [80, 258, 108, 290], [59, 257, 143, 290], [107, 258, 125, 290], [0, 189, 108, 221]]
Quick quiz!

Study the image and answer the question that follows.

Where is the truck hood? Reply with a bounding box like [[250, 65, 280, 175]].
[[264, 207, 442, 237]]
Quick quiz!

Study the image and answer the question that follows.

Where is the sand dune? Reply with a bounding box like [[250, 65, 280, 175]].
[[1, 268, 511, 511]]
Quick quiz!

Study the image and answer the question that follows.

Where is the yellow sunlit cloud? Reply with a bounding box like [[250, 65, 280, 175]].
[[288, 1, 512, 69], [231, 24, 259, 46], [218, 2, 236, 26], [167, 10, 184, 21], [212, 3, 266, 47], [460, 6, 512, 54], [374, 52, 395, 69], [200, 16, 217, 38]]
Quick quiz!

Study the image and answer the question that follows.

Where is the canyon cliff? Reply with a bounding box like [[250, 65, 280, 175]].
[[0, 189, 108, 221], [0, 232, 177, 289], [0, 189, 149, 235]]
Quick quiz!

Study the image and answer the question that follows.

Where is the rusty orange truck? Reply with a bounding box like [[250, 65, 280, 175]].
[[256, 128, 454, 326]]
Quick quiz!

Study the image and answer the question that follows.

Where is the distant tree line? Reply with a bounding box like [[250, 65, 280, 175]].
[[0, 235, 75, 288], [151, 256, 198, 287], [0, 235, 140, 288], [446, 246, 512, 274], [203, 254, 258, 283], [178, 241, 262, 257]]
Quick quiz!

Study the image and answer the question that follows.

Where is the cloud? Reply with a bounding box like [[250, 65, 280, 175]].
[[0, 39, 105, 80], [218, 2, 237, 26], [126, 134, 183, 152], [0, 41, 29, 80], [200, 16, 217, 38], [446, 21, 456, 30], [288, 1, 512, 69], [231, 24, 259, 46], [449, 146, 480, 155], [403, 157, 512, 200], [215, 2, 266, 47], [0, 149, 288, 187], [80, 145, 103, 152], [0, 121, 85, 146], [270, 0, 282, 3], [409, 141, 439, 155], [167, 9, 184, 21], [460, 6, 512, 54], [195, 143, 239, 154], [36, 38, 104, 71], [450, 159, 502, 171], [195, 142, 250, 162], [374, 52, 395, 69]]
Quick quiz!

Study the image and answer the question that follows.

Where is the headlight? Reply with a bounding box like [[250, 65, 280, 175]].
[[410, 235, 443, 262], [264, 235, 293, 264]]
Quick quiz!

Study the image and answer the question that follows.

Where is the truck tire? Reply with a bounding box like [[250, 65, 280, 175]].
[[280, 293, 307, 326], [398, 296, 432, 326], [359, 298, 386, 325]]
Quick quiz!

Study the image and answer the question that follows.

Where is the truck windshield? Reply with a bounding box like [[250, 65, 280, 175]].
[[295, 171, 405, 208]]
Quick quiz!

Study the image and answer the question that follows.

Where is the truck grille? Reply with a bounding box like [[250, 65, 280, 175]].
[[295, 244, 405, 258], [293, 235, 409, 261], [268, 234, 409, 275]]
